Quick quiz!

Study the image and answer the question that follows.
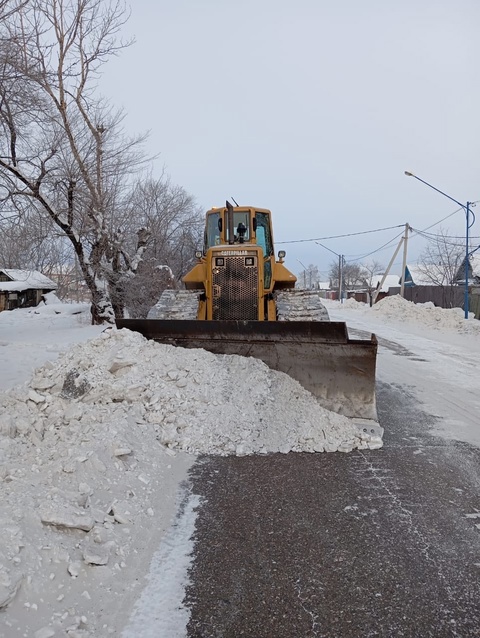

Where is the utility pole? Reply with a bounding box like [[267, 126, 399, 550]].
[[372, 236, 405, 305], [296, 259, 307, 289], [400, 223, 410, 298], [338, 254, 342, 302], [338, 255, 346, 303]]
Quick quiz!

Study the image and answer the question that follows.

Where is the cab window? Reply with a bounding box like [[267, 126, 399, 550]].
[[205, 212, 221, 249], [255, 212, 273, 256]]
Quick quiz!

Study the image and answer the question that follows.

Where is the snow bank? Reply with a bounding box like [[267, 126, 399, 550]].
[[330, 295, 480, 335], [342, 298, 366, 309], [371, 295, 480, 333]]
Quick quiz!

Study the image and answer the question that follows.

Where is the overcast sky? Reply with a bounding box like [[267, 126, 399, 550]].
[[101, 0, 480, 280]]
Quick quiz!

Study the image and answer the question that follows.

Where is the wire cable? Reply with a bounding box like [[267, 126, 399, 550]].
[[276, 224, 405, 245], [344, 230, 405, 262]]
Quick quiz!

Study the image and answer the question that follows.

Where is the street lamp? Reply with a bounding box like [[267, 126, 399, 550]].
[[296, 259, 308, 289], [404, 171, 475, 319], [315, 242, 345, 303]]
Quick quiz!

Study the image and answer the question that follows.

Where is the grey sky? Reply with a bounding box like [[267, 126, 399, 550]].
[[101, 0, 480, 280]]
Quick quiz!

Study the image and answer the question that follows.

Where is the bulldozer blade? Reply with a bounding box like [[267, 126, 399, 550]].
[[116, 319, 378, 423]]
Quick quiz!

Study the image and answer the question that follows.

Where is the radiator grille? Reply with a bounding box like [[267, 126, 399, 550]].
[[212, 256, 258, 320]]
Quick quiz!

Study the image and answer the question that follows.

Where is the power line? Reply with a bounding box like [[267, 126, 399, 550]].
[[344, 230, 405, 262], [411, 228, 479, 251], [411, 227, 480, 241], [418, 205, 465, 232], [315, 241, 340, 257], [277, 224, 405, 245]]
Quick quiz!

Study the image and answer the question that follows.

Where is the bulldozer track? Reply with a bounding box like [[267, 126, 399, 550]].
[[276, 289, 330, 321], [147, 289, 199, 320], [148, 289, 330, 323]]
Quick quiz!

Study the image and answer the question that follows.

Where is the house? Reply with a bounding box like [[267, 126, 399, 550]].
[[372, 274, 401, 293], [348, 274, 400, 304], [453, 253, 480, 285], [401, 264, 442, 287], [402, 255, 480, 288], [0, 269, 57, 312], [316, 281, 331, 298]]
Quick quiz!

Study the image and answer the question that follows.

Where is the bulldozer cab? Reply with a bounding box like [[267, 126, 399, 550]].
[[186, 204, 296, 313], [204, 206, 273, 253], [200, 205, 287, 303]]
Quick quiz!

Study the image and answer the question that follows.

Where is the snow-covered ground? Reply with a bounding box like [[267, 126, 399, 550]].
[[0, 294, 479, 637], [326, 296, 480, 448]]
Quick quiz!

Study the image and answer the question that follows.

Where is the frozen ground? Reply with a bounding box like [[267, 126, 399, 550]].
[[0, 293, 479, 637]]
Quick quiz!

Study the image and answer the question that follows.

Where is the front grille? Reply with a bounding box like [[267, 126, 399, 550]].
[[212, 256, 258, 320]]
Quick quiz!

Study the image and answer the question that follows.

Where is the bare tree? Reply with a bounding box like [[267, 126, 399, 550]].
[[328, 261, 366, 291], [123, 260, 175, 318], [298, 263, 320, 289], [124, 177, 203, 278], [416, 229, 465, 307], [0, 0, 28, 20], [0, 212, 68, 268], [0, 0, 153, 323], [361, 259, 385, 305], [118, 176, 203, 316]]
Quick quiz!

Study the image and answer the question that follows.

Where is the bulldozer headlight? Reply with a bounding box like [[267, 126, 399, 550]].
[[195, 250, 203, 259], [278, 250, 286, 259], [215, 257, 225, 266], [245, 257, 255, 266]]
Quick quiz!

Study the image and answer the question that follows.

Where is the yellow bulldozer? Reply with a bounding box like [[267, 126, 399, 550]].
[[116, 202, 378, 426]]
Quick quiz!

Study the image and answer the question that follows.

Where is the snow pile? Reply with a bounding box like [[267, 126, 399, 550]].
[[342, 298, 366, 309], [1, 328, 378, 457], [371, 295, 480, 333], [35, 293, 90, 317]]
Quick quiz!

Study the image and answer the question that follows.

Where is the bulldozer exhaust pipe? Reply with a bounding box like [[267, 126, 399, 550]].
[[226, 200, 235, 245]]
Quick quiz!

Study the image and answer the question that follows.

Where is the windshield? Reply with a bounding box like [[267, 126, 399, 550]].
[[226, 212, 251, 242]]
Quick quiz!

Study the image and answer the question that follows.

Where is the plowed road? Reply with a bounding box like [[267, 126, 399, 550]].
[[184, 310, 480, 637]]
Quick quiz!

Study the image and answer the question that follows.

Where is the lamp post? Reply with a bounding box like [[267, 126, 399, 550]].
[[404, 171, 475, 319], [296, 259, 308, 289], [315, 242, 345, 303]]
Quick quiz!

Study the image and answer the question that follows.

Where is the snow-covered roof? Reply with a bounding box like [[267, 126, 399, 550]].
[[372, 274, 401, 292], [451, 253, 480, 284], [405, 265, 441, 286], [470, 253, 480, 275], [317, 281, 330, 290], [0, 269, 57, 292]]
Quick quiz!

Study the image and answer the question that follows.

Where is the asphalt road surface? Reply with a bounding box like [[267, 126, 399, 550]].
[[184, 381, 480, 638]]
